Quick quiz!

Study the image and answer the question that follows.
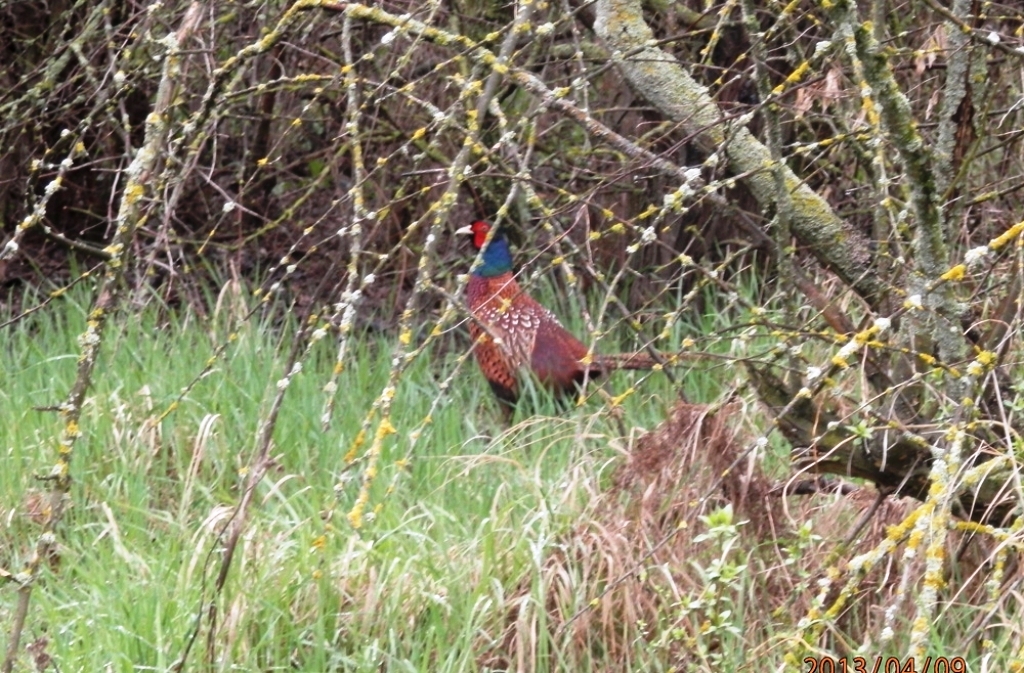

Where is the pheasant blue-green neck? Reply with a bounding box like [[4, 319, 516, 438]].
[[472, 232, 514, 277]]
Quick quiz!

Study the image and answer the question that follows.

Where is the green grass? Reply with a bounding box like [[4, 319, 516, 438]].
[[1, 284, 1017, 671], [0, 284, 705, 670]]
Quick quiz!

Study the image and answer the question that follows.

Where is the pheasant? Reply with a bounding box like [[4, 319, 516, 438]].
[[456, 220, 658, 414]]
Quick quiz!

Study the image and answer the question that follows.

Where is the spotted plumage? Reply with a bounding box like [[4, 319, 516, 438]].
[[457, 220, 656, 414]]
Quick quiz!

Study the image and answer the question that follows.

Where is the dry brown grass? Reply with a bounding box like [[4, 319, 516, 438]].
[[481, 402, 775, 669], [479, 402, 1024, 670]]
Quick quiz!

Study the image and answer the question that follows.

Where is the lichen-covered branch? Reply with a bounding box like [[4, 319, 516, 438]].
[[828, 2, 974, 389], [932, 0, 974, 204], [590, 0, 887, 309], [1, 5, 204, 671]]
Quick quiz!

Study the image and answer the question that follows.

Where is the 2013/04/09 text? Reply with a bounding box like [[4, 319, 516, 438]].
[[804, 657, 967, 673]]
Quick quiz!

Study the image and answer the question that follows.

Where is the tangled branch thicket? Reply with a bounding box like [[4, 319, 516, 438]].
[[5, 0, 1024, 669]]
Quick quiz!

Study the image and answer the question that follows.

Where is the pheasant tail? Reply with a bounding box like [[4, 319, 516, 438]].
[[594, 351, 659, 371]]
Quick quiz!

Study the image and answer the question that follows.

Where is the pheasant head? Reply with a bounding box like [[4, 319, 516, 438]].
[[456, 220, 513, 277]]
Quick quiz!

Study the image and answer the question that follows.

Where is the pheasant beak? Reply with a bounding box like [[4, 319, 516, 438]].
[[455, 225, 474, 236]]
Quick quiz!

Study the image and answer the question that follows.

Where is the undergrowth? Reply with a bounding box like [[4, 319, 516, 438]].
[[0, 283, 1018, 671]]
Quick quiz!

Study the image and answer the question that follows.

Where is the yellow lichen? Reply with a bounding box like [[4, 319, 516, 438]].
[[976, 350, 997, 367], [347, 497, 366, 529], [610, 387, 636, 406], [344, 428, 367, 464], [772, 60, 810, 95], [637, 204, 659, 220], [989, 220, 1024, 250], [940, 264, 966, 281], [376, 418, 397, 439]]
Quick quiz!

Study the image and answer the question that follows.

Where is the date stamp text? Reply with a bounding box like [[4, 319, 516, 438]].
[[804, 657, 967, 673]]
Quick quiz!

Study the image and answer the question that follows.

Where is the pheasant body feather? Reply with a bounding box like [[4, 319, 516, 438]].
[[459, 220, 658, 412], [466, 268, 596, 405]]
